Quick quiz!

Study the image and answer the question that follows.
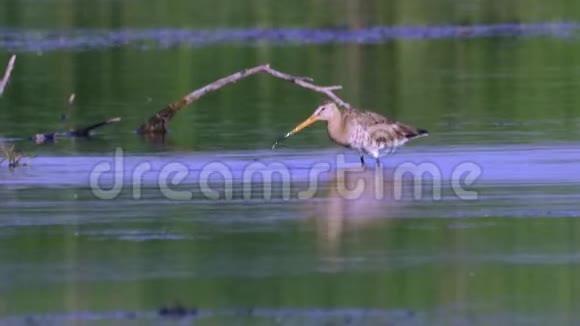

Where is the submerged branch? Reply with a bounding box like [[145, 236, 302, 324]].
[[69, 117, 121, 137], [0, 55, 16, 97], [137, 64, 350, 134], [31, 117, 122, 144]]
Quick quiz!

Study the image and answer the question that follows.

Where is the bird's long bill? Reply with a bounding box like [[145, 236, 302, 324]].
[[272, 115, 318, 149], [287, 115, 318, 137]]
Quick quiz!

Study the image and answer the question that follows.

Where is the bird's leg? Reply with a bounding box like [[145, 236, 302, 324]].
[[359, 155, 365, 167], [375, 158, 382, 167]]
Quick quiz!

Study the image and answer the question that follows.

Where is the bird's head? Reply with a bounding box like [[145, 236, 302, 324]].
[[287, 102, 339, 135], [272, 101, 340, 149], [311, 101, 339, 121]]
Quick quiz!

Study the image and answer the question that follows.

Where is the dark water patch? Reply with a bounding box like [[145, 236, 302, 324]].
[[158, 303, 197, 318], [0, 22, 578, 52]]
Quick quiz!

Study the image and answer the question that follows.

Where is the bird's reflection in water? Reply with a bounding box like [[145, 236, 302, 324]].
[[139, 132, 170, 146], [301, 166, 412, 271]]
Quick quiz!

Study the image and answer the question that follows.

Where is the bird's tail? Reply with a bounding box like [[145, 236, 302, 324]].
[[407, 128, 429, 140], [417, 128, 429, 136]]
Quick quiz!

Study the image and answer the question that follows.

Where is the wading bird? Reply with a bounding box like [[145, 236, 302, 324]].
[[273, 102, 428, 166]]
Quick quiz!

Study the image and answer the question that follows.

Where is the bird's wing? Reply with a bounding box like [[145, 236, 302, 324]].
[[346, 109, 417, 144], [347, 109, 395, 126]]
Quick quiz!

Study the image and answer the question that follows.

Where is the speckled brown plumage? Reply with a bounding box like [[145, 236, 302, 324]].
[[276, 102, 428, 166]]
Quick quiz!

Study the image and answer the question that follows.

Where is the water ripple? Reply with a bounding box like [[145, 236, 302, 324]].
[[0, 22, 577, 52], [0, 307, 577, 325]]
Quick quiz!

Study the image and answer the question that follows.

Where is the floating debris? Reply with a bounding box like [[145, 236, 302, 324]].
[[68, 93, 76, 105], [158, 304, 197, 318], [0, 54, 15, 96], [61, 93, 76, 122]]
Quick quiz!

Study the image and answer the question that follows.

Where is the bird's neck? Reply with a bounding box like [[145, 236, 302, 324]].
[[326, 111, 348, 146]]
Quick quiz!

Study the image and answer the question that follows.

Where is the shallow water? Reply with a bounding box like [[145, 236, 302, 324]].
[[2, 1, 580, 325]]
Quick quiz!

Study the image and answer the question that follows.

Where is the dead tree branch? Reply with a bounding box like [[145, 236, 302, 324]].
[[31, 117, 122, 144], [137, 64, 351, 133], [0, 55, 16, 97], [69, 117, 121, 137]]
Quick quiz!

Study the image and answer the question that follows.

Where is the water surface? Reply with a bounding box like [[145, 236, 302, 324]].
[[1, 1, 580, 325]]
